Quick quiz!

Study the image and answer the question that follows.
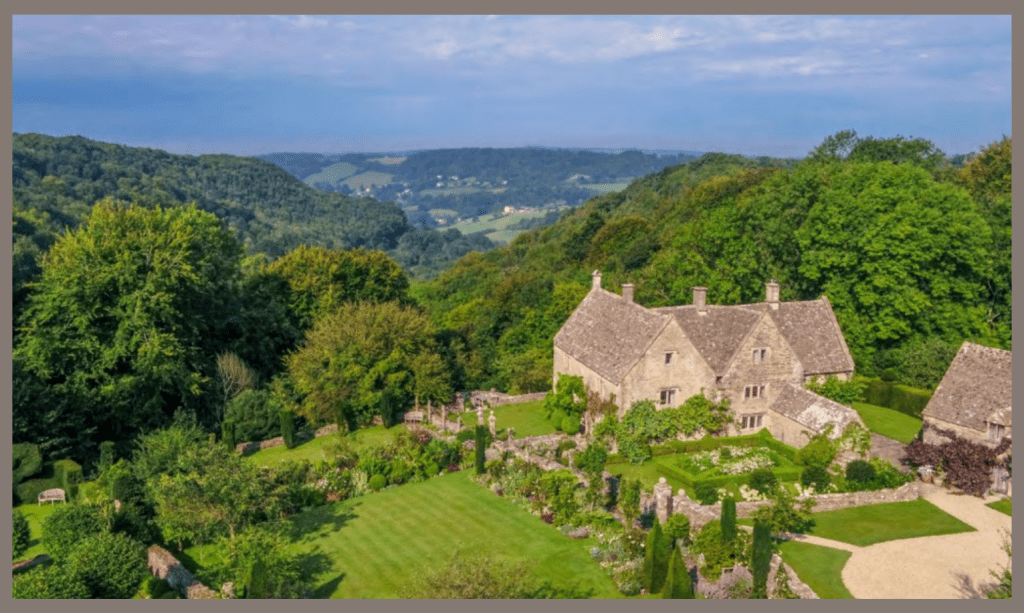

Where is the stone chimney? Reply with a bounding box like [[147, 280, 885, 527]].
[[766, 280, 780, 310], [591, 270, 602, 291], [622, 284, 634, 303], [693, 286, 707, 314]]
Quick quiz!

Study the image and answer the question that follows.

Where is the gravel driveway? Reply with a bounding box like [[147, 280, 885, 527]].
[[837, 484, 1012, 599]]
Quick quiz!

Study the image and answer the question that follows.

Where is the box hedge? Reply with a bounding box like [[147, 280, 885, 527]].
[[53, 459, 83, 501], [857, 376, 932, 418], [13, 443, 44, 485], [15, 477, 62, 505]]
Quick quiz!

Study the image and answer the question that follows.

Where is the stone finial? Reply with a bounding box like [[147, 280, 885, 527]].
[[654, 477, 673, 525], [622, 283, 634, 303], [592, 269, 602, 290], [488, 410, 497, 436], [477, 406, 484, 426]]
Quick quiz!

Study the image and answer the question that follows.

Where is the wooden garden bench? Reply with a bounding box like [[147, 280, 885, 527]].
[[38, 488, 66, 505], [404, 411, 424, 424]]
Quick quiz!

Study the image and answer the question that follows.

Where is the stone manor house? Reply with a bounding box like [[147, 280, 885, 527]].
[[554, 271, 863, 448]]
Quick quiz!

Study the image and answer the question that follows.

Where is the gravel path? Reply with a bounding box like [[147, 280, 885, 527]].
[[839, 485, 1012, 599]]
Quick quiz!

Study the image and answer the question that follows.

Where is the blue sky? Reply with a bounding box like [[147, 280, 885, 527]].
[[12, 15, 1011, 158]]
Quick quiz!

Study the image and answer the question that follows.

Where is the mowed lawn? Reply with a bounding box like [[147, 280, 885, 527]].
[[244, 425, 406, 468], [806, 498, 975, 546], [986, 498, 1011, 516], [459, 400, 560, 438], [13, 502, 63, 561], [186, 470, 622, 599], [777, 540, 854, 599], [851, 402, 923, 444]]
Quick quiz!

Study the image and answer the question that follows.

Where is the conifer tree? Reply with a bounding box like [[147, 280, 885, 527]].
[[751, 519, 773, 599], [661, 549, 695, 599], [721, 496, 737, 543], [642, 520, 670, 594], [474, 425, 486, 474]]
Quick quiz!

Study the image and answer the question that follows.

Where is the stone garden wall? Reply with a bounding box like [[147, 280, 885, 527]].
[[659, 480, 921, 532], [147, 545, 220, 599]]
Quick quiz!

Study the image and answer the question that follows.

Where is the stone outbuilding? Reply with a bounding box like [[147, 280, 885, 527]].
[[921, 341, 1012, 494], [553, 271, 862, 447]]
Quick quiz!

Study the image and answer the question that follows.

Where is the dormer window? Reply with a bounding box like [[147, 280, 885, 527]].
[[752, 348, 767, 363], [744, 384, 766, 399], [988, 422, 1006, 441]]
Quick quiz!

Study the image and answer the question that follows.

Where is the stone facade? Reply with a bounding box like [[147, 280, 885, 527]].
[[554, 272, 860, 447]]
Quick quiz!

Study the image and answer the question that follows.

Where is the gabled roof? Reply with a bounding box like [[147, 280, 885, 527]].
[[923, 341, 1012, 432], [749, 297, 856, 375], [769, 383, 863, 438], [653, 305, 762, 374], [553, 288, 669, 385]]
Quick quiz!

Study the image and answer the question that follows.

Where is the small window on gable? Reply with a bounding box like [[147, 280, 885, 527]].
[[660, 389, 676, 406], [989, 422, 1006, 441], [752, 348, 767, 363], [744, 385, 765, 399], [665, 352, 673, 365]]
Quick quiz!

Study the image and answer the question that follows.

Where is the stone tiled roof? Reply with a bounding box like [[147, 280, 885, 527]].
[[553, 288, 669, 385], [769, 383, 863, 437], [654, 305, 762, 374], [748, 297, 856, 375], [923, 341, 1012, 432]]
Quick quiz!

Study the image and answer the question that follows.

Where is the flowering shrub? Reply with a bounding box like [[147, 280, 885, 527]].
[[683, 446, 776, 475]]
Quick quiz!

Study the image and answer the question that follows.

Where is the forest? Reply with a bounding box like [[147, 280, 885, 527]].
[[11, 131, 1011, 479]]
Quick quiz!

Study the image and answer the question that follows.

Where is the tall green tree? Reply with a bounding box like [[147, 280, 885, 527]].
[[750, 520, 773, 599], [661, 550, 695, 599], [15, 198, 243, 454], [721, 496, 737, 543], [285, 301, 450, 427], [642, 520, 671, 594]]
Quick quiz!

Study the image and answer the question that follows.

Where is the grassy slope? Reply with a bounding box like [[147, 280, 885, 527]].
[[184, 470, 621, 599], [243, 425, 406, 468], [806, 498, 975, 546], [777, 540, 854, 599], [303, 161, 359, 186], [451, 210, 553, 236], [852, 402, 923, 444]]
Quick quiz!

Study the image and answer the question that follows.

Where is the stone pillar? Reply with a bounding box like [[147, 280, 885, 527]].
[[488, 410, 497, 437], [441, 406, 447, 430], [654, 477, 673, 525]]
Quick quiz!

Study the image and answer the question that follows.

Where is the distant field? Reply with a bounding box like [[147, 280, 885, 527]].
[[344, 171, 394, 191], [428, 208, 459, 218], [303, 161, 359, 186], [581, 182, 631, 193], [367, 156, 406, 165], [452, 210, 556, 241]]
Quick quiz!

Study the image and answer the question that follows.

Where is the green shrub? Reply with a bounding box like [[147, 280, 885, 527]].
[[455, 429, 475, 443], [694, 482, 719, 505], [794, 433, 836, 468], [13, 511, 31, 560], [562, 414, 581, 435], [42, 504, 107, 561], [721, 497, 737, 542], [221, 419, 236, 449], [845, 459, 876, 485], [368, 473, 387, 492], [98, 441, 116, 474], [663, 513, 691, 546], [53, 459, 83, 501], [13, 563, 90, 599], [110, 503, 159, 545], [748, 468, 779, 495], [143, 575, 174, 599], [425, 461, 441, 477], [279, 409, 296, 449], [389, 457, 412, 485], [801, 466, 831, 491], [12, 443, 43, 485], [66, 531, 148, 599], [227, 388, 285, 443], [691, 520, 732, 581]]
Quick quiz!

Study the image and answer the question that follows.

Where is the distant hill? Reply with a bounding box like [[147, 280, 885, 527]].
[[256, 147, 709, 231]]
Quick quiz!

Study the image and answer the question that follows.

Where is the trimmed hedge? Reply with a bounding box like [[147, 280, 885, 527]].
[[13, 443, 44, 485], [15, 477, 62, 506], [857, 376, 932, 419], [53, 459, 83, 502]]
